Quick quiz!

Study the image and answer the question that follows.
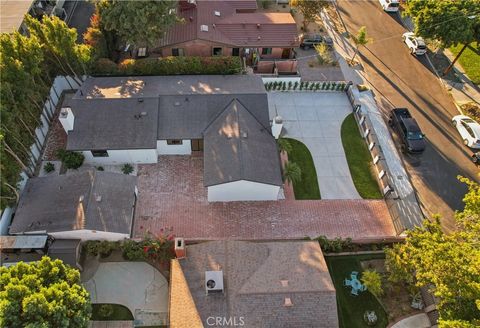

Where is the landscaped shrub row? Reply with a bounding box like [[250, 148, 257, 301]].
[[264, 81, 347, 92], [312, 235, 393, 253], [84, 234, 175, 262], [91, 56, 242, 76]]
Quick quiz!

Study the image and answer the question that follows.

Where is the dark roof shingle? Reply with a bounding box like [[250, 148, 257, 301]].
[[9, 171, 136, 235]]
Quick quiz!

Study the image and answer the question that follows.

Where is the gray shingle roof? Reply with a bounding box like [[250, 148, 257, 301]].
[[157, 93, 269, 139], [66, 98, 159, 151], [203, 99, 282, 186], [9, 171, 137, 235], [170, 241, 339, 328], [76, 75, 266, 99]]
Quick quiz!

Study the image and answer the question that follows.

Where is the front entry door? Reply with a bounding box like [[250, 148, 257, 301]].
[[191, 139, 204, 151], [281, 48, 290, 59]]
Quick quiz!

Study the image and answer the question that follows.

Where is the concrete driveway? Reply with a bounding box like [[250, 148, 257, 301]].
[[268, 92, 360, 199], [84, 262, 168, 326]]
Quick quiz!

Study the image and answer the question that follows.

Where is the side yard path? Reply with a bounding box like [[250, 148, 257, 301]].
[[134, 156, 396, 241]]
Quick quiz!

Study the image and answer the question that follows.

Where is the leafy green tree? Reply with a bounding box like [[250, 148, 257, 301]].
[[351, 26, 372, 62], [405, 0, 480, 75], [283, 161, 302, 185], [290, 0, 329, 31], [385, 177, 480, 327], [24, 15, 91, 83], [361, 270, 383, 298], [0, 257, 91, 327], [96, 0, 180, 46]]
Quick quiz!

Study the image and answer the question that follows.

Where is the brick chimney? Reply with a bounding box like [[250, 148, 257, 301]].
[[174, 237, 186, 259]]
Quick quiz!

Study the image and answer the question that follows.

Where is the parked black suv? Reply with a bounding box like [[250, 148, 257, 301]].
[[299, 34, 333, 50], [389, 108, 426, 153]]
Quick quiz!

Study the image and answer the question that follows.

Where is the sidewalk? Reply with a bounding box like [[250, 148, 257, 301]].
[[321, 10, 424, 232]]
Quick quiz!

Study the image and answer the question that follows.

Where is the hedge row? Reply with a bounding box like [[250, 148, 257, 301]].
[[265, 80, 348, 91], [91, 56, 242, 76]]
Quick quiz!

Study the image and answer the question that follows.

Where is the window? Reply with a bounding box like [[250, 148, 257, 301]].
[[167, 139, 183, 145], [91, 150, 109, 157], [172, 48, 184, 56], [262, 48, 272, 55], [232, 48, 240, 56], [212, 47, 223, 56]]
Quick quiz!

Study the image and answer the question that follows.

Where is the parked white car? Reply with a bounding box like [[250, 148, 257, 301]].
[[452, 115, 480, 149], [402, 32, 427, 55], [379, 0, 400, 12]]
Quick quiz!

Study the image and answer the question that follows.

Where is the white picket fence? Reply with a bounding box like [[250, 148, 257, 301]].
[[0, 76, 82, 235]]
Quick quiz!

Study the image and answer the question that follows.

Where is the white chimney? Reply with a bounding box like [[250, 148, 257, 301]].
[[59, 107, 74, 132], [271, 115, 283, 139]]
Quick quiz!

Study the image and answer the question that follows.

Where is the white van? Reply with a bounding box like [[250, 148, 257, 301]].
[[379, 0, 400, 12]]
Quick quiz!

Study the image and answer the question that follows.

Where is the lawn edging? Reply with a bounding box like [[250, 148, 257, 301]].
[[282, 138, 321, 199]]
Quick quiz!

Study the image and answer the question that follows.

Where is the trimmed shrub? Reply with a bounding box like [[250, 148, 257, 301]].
[[288, 81, 292, 90], [293, 81, 298, 90], [57, 150, 84, 169], [122, 163, 134, 175], [322, 82, 326, 90], [91, 58, 118, 75], [43, 162, 55, 173]]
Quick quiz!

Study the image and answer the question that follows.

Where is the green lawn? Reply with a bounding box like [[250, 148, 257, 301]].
[[91, 304, 134, 321], [450, 43, 480, 85], [284, 138, 321, 199], [341, 114, 382, 199], [325, 254, 388, 328]]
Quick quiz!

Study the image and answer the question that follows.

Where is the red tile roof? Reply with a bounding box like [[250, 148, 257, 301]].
[[161, 0, 299, 48]]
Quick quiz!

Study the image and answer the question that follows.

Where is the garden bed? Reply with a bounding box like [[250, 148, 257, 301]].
[[283, 138, 321, 199], [341, 114, 382, 199], [326, 254, 388, 328], [91, 304, 133, 321]]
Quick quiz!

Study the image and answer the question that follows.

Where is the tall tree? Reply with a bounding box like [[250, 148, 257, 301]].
[[291, 0, 330, 31], [96, 0, 180, 47], [24, 15, 91, 83], [405, 0, 480, 75], [385, 177, 480, 327], [0, 257, 91, 327]]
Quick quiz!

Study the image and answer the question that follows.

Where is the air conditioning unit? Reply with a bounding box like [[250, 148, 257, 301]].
[[205, 271, 224, 295]]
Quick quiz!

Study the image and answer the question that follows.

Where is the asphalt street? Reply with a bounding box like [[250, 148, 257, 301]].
[[336, 0, 479, 231]]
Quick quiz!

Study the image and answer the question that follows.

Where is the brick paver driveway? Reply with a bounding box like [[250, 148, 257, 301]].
[[134, 156, 395, 240], [134, 156, 396, 241]]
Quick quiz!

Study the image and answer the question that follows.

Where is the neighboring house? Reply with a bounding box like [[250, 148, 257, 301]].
[[60, 75, 283, 202], [157, 0, 299, 60], [8, 170, 137, 241], [0, 0, 34, 34], [169, 240, 339, 328]]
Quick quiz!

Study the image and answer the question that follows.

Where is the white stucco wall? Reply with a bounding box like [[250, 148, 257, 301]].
[[208, 180, 280, 202], [156, 140, 192, 155], [82, 149, 157, 165], [49, 230, 130, 241]]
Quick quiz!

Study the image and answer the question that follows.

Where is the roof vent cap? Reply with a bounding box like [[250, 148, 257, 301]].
[[214, 10, 220, 16], [257, 23, 261, 28], [200, 24, 209, 32], [95, 195, 102, 202], [242, 132, 248, 138], [284, 297, 293, 307]]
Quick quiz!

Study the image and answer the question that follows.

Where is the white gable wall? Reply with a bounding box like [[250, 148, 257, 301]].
[[208, 180, 280, 202], [82, 149, 157, 165], [156, 140, 192, 155]]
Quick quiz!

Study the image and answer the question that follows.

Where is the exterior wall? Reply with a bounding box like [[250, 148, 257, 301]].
[[259, 47, 284, 59], [156, 140, 192, 155], [160, 39, 231, 57], [49, 230, 130, 241], [208, 180, 280, 202], [82, 149, 157, 165]]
